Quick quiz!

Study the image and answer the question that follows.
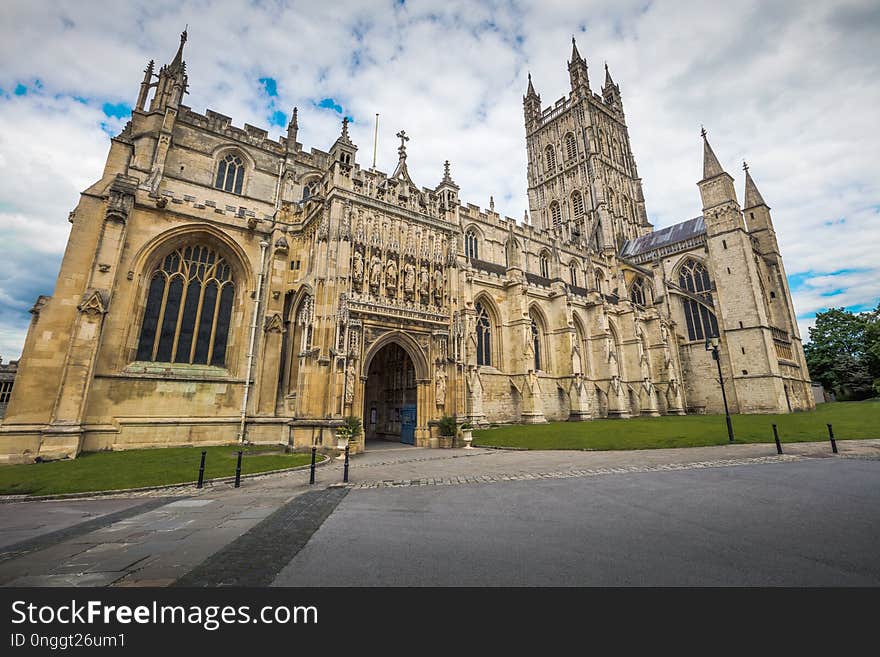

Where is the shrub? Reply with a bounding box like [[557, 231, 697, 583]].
[[437, 415, 458, 437]]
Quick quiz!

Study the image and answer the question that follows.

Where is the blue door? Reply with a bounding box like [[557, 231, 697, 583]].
[[400, 404, 416, 445]]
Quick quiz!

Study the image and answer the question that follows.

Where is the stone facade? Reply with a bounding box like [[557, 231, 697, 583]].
[[0, 34, 813, 463]]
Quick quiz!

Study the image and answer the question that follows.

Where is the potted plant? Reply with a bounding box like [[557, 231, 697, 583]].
[[336, 415, 362, 450], [460, 422, 474, 448], [437, 415, 457, 449]]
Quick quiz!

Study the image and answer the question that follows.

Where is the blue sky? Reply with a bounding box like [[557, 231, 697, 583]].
[[1, 0, 879, 360]]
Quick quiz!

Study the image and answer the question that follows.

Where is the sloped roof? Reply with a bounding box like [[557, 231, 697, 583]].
[[620, 216, 706, 259]]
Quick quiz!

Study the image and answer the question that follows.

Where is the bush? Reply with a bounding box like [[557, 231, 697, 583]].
[[337, 415, 363, 440], [437, 415, 458, 437]]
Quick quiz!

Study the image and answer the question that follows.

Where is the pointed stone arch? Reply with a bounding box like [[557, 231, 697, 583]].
[[362, 330, 430, 381]]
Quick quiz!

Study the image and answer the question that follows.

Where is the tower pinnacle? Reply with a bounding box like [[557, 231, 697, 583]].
[[701, 127, 725, 180], [743, 161, 768, 208]]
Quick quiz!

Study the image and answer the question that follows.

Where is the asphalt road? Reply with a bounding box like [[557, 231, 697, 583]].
[[272, 457, 880, 586]]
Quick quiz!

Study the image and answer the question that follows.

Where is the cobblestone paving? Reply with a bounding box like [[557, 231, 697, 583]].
[[349, 454, 802, 488]]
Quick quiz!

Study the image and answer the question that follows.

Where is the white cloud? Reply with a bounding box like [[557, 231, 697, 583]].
[[0, 0, 878, 359]]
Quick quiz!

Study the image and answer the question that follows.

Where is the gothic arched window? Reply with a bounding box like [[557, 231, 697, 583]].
[[475, 301, 492, 367], [571, 191, 585, 219], [679, 259, 719, 341], [569, 261, 579, 287], [465, 229, 479, 260], [214, 153, 245, 195], [545, 144, 557, 172], [630, 277, 647, 307], [565, 133, 577, 161], [539, 251, 550, 278], [595, 269, 604, 293], [136, 245, 235, 366], [550, 202, 562, 229]]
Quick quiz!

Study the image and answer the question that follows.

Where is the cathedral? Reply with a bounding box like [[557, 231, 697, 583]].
[[0, 33, 813, 462]]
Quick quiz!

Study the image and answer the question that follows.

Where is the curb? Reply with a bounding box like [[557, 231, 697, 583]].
[[0, 454, 331, 504], [471, 443, 529, 451]]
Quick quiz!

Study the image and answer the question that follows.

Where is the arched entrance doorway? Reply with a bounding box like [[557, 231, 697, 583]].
[[363, 342, 417, 445]]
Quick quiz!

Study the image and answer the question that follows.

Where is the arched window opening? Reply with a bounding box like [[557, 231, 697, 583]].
[[539, 252, 550, 278], [215, 153, 245, 195], [545, 144, 557, 172], [550, 202, 562, 229], [630, 277, 648, 307], [595, 269, 604, 293], [465, 229, 479, 260], [679, 259, 719, 341], [571, 191, 585, 219], [569, 262, 578, 286], [565, 133, 577, 161], [475, 301, 492, 367], [136, 245, 235, 367]]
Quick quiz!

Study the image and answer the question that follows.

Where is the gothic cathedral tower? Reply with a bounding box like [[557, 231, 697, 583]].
[[524, 38, 651, 254]]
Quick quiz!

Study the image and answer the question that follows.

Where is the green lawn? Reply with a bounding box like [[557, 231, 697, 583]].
[[0, 445, 316, 496], [473, 401, 880, 451]]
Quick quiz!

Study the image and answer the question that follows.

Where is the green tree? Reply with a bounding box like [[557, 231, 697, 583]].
[[805, 306, 876, 399]]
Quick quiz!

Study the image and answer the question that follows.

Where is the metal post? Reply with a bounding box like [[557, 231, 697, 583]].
[[343, 444, 350, 483], [772, 424, 783, 455], [234, 450, 243, 488], [827, 424, 838, 454], [713, 345, 735, 442], [197, 450, 206, 489], [309, 445, 317, 485]]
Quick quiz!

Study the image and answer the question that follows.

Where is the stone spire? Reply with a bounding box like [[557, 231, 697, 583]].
[[568, 37, 590, 92], [439, 159, 458, 188], [339, 116, 352, 144], [286, 107, 298, 148], [604, 61, 615, 88], [701, 126, 724, 180], [169, 27, 187, 73], [525, 72, 538, 99], [571, 36, 582, 63], [742, 161, 768, 209]]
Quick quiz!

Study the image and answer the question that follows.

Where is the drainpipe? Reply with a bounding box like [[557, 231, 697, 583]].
[[239, 238, 270, 444]]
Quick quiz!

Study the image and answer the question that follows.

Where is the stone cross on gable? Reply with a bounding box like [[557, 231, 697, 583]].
[[396, 130, 409, 159]]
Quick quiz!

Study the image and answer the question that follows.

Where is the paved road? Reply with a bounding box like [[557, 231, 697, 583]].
[[272, 458, 880, 586], [1, 440, 878, 586]]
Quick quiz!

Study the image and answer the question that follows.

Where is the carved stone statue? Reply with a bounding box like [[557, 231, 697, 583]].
[[370, 256, 382, 290], [419, 267, 430, 298], [433, 268, 444, 302], [385, 259, 397, 289], [435, 366, 447, 406], [353, 250, 364, 284], [404, 263, 415, 296], [344, 360, 356, 404]]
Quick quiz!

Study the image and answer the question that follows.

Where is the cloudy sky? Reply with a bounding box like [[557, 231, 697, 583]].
[[0, 0, 878, 359]]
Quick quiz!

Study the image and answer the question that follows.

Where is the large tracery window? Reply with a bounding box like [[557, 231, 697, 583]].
[[465, 229, 479, 260], [475, 301, 492, 366], [214, 153, 245, 195], [679, 259, 719, 341], [136, 245, 235, 367]]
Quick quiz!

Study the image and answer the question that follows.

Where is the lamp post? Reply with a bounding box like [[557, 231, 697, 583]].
[[706, 336, 735, 442]]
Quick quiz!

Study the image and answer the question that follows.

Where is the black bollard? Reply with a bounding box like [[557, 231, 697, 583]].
[[827, 424, 838, 454], [772, 424, 783, 455], [309, 445, 317, 485], [343, 444, 350, 483], [197, 450, 206, 489], [234, 450, 243, 488]]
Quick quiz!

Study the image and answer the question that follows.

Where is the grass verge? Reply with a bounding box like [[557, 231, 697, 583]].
[[473, 401, 880, 451], [0, 445, 314, 496]]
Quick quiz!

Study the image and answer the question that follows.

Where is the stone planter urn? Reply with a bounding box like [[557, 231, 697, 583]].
[[461, 428, 474, 449], [438, 435, 454, 449]]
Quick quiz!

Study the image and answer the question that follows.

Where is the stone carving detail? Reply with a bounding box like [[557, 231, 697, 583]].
[[264, 313, 284, 333], [344, 360, 357, 404], [435, 366, 446, 406], [419, 266, 430, 300], [369, 255, 382, 291], [352, 250, 364, 285], [385, 259, 398, 291], [78, 289, 108, 316], [403, 263, 416, 298]]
